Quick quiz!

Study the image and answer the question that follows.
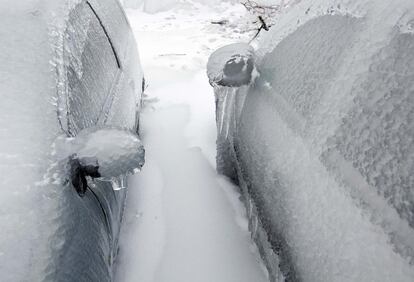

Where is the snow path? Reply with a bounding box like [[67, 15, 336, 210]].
[[115, 2, 269, 282]]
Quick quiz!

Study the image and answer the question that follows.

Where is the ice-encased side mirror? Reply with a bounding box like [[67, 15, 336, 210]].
[[74, 127, 145, 179], [207, 43, 257, 87], [58, 127, 145, 196]]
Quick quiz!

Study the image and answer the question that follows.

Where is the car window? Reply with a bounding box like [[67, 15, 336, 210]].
[[65, 1, 120, 135], [260, 15, 360, 119], [327, 31, 414, 230]]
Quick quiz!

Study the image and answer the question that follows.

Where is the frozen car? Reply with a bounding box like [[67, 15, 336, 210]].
[[0, 0, 144, 281], [208, 0, 414, 281]]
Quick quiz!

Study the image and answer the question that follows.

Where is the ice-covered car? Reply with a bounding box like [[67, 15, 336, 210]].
[[208, 0, 414, 281], [0, 0, 144, 281]]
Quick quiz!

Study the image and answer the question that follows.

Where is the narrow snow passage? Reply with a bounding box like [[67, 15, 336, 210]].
[[115, 2, 268, 282]]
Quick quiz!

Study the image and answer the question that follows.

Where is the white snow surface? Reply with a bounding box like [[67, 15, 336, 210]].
[[122, 0, 241, 13], [115, 2, 268, 282]]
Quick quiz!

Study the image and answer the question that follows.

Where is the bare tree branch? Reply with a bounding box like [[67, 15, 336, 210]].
[[241, 1, 280, 41]]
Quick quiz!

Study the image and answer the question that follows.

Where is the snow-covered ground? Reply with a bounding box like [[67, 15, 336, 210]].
[[114, 2, 269, 281]]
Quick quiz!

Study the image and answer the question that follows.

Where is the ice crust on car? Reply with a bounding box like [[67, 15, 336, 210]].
[[211, 0, 414, 281], [0, 0, 143, 281], [74, 127, 145, 180], [207, 43, 257, 87]]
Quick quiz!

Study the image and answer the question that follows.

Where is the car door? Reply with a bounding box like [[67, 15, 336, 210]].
[[53, 2, 130, 280], [87, 0, 144, 132]]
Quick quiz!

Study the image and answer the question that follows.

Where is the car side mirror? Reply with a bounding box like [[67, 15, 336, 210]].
[[207, 43, 257, 87], [74, 126, 145, 179], [58, 127, 145, 196]]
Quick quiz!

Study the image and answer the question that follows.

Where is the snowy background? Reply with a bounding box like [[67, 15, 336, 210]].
[[114, 1, 273, 281]]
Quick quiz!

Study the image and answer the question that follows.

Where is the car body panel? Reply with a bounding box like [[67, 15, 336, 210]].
[[0, 0, 142, 281], [212, 1, 414, 281]]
